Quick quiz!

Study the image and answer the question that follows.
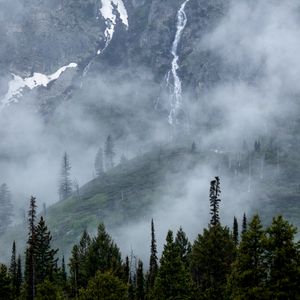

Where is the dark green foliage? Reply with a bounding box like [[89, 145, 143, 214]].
[[0, 183, 13, 235], [136, 260, 145, 300], [61, 256, 67, 283], [9, 241, 18, 297], [69, 229, 91, 294], [242, 213, 247, 235], [35, 279, 64, 300], [154, 230, 193, 300], [0, 264, 11, 299], [35, 216, 58, 284], [59, 152, 73, 201], [228, 215, 268, 299], [209, 177, 221, 226], [16, 255, 22, 297], [79, 271, 127, 300], [191, 225, 235, 299], [266, 216, 300, 299], [175, 227, 191, 268], [233, 216, 239, 246], [86, 224, 122, 279], [25, 196, 37, 300], [146, 219, 158, 295]]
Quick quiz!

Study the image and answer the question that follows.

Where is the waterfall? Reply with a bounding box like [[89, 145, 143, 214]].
[[166, 0, 190, 126]]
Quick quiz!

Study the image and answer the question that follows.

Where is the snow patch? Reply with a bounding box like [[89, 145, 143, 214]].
[[1, 63, 78, 109], [98, 0, 128, 54]]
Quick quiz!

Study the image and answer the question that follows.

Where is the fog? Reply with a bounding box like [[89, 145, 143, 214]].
[[0, 0, 299, 261]]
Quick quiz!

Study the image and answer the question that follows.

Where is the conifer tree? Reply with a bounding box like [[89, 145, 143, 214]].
[[154, 230, 193, 299], [58, 152, 72, 200], [69, 229, 92, 294], [191, 177, 234, 299], [34, 216, 58, 284], [0, 264, 11, 299], [16, 255, 22, 297], [95, 147, 104, 176], [86, 223, 122, 279], [266, 216, 300, 298], [242, 213, 247, 235], [233, 216, 239, 246], [209, 177, 221, 226], [104, 135, 115, 170], [136, 260, 145, 300], [228, 215, 267, 299], [61, 256, 67, 283], [25, 196, 37, 300], [146, 219, 158, 294], [0, 183, 13, 235], [9, 241, 18, 297], [175, 227, 191, 267]]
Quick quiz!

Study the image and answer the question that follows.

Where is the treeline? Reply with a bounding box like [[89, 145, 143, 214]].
[[1, 177, 300, 299]]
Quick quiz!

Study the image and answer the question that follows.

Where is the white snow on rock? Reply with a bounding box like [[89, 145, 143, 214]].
[[98, 0, 128, 54], [1, 63, 78, 109]]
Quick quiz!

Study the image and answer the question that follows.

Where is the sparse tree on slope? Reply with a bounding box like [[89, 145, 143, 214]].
[[210, 177, 221, 226], [58, 152, 72, 201]]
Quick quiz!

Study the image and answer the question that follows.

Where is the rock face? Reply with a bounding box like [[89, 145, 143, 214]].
[[0, 0, 230, 113]]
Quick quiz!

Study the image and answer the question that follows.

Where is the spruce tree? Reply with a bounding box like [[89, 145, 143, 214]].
[[242, 213, 247, 235], [266, 216, 300, 298], [146, 219, 158, 294], [0, 264, 11, 299], [69, 245, 80, 297], [16, 255, 22, 297], [0, 183, 13, 235], [95, 147, 104, 176], [58, 152, 72, 200], [61, 256, 67, 283], [154, 230, 193, 299], [9, 241, 18, 297], [25, 196, 37, 300], [175, 227, 191, 268], [228, 215, 268, 299], [86, 223, 122, 279], [209, 177, 221, 226], [34, 216, 58, 284], [191, 177, 234, 299], [136, 260, 145, 300], [104, 135, 115, 170], [233, 216, 239, 246]]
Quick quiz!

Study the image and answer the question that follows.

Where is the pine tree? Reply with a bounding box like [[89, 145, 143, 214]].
[[0, 183, 13, 235], [233, 216, 239, 246], [69, 245, 80, 297], [9, 241, 18, 297], [104, 135, 115, 170], [34, 216, 58, 284], [210, 177, 221, 226], [0, 264, 11, 299], [242, 213, 247, 235], [95, 147, 104, 176], [61, 256, 67, 283], [86, 224, 122, 280], [136, 260, 145, 300], [154, 230, 193, 299], [146, 219, 158, 295], [266, 216, 300, 298], [191, 178, 234, 299], [25, 196, 37, 300], [175, 227, 191, 267], [228, 215, 268, 299], [16, 255, 22, 297], [58, 152, 72, 200]]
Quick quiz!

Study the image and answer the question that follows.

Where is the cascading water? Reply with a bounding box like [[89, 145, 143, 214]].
[[166, 0, 190, 126]]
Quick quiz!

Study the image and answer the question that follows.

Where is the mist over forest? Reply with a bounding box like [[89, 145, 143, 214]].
[[0, 0, 300, 299]]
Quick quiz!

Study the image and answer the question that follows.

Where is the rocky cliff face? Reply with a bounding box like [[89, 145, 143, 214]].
[[0, 0, 231, 116]]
